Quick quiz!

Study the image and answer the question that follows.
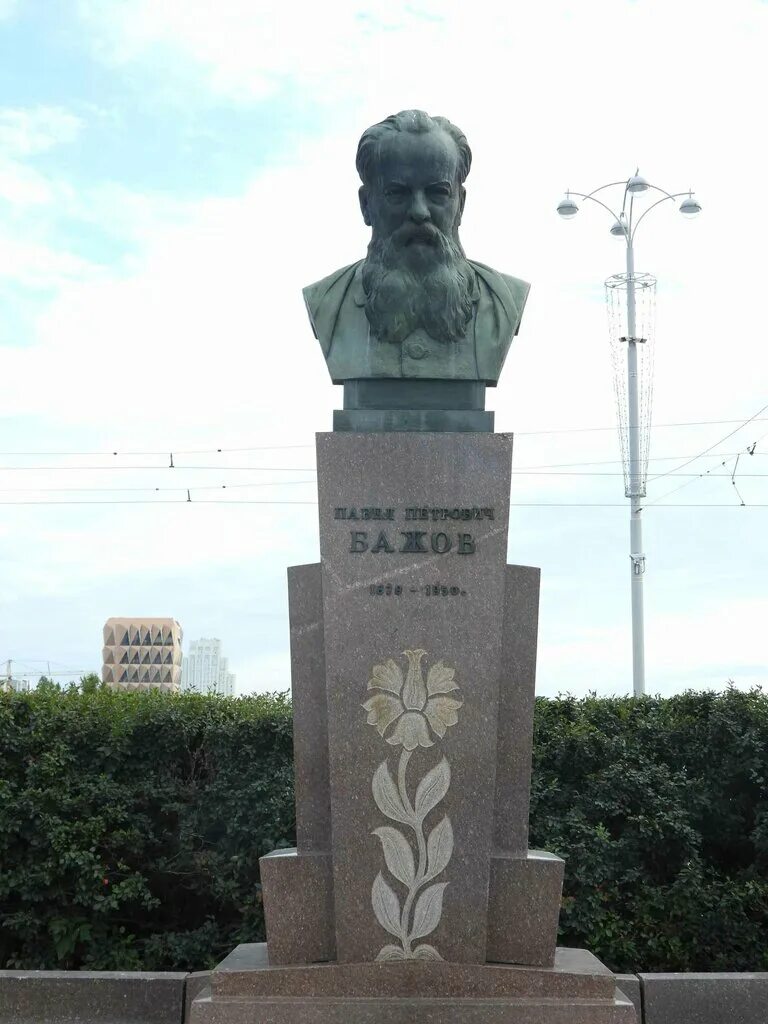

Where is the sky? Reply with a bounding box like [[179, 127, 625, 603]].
[[1, 0, 766, 697]]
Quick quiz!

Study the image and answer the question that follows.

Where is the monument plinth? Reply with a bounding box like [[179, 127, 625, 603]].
[[190, 110, 636, 1023]]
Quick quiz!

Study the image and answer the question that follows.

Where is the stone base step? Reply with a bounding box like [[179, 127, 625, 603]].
[[211, 944, 614, 1001], [190, 988, 636, 1023], [191, 944, 635, 1023]]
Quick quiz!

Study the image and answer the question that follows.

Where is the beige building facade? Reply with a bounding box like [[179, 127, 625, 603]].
[[102, 617, 183, 692]]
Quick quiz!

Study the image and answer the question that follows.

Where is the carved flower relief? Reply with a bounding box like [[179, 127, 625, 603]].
[[363, 649, 463, 750]]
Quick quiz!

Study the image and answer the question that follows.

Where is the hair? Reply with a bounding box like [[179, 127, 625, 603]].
[[355, 110, 472, 186]]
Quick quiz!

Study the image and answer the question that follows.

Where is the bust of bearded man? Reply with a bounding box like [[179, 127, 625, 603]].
[[303, 110, 529, 390]]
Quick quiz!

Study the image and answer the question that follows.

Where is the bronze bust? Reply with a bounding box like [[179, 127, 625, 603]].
[[304, 110, 529, 387]]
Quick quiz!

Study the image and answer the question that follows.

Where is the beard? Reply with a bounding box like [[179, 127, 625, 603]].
[[361, 223, 475, 345]]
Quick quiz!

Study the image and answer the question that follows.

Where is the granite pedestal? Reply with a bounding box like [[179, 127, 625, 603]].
[[191, 432, 630, 1022], [191, 944, 635, 1022]]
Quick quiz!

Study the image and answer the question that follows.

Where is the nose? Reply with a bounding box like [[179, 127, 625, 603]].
[[408, 191, 430, 224]]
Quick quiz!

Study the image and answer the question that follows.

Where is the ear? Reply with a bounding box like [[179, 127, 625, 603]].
[[458, 185, 466, 224], [359, 185, 371, 226]]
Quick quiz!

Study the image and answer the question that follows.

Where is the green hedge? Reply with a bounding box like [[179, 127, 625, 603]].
[[532, 689, 768, 972], [1, 686, 767, 973], [0, 688, 294, 971]]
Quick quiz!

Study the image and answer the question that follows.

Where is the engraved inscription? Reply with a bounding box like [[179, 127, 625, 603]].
[[337, 504, 492, 558], [336, 507, 396, 520], [404, 507, 494, 521], [335, 506, 494, 522], [349, 530, 476, 555], [401, 531, 428, 553], [369, 584, 403, 596], [369, 583, 467, 598]]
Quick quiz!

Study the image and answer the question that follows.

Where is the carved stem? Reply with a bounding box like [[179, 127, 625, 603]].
[[397, 748, 413, 817], [396, 748, 428, 955]]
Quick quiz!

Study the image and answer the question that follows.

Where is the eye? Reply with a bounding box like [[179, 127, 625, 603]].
[[427, 184, 451, 201], [384, 185, 407, 200]]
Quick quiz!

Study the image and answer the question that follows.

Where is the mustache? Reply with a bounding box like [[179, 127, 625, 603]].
[[392, 222, 443, 247], [370, 223, 457, 270]]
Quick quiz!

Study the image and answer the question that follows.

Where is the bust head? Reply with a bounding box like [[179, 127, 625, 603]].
[[355, 111, 475, 345], [356, 110, 471, 249]]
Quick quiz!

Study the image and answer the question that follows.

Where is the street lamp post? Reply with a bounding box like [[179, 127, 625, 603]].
[[556, 174, 701, 697]]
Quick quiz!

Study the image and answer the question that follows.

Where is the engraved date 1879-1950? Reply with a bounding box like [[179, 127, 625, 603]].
[[369, 584, 467, 598]]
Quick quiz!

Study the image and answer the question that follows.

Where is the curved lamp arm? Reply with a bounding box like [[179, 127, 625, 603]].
[[630, 190, 693, 243], [563, 180, 697, 246], [565, 190, 623, 225], [582, 181, 631, 200], [586, 179, 634, 218]]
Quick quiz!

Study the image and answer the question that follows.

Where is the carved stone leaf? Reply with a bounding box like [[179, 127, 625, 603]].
[[410, 882, 448, 941], [412, 943, 444, 961], [425, 815, 453, 881], [371, 872, 403, 939], [373, 827, 416, 887], [372, 761, 412, 825], [376, 944, 408, 962], [414, 757, 451, 820], [369, 659, 404, 695], [426, 660, 459, 695]]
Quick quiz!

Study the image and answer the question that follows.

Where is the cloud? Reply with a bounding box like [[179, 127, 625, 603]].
[[0, 106, 83, 157], [2, 1, 768, 696], [0, 138, 356, 425], [2, 98, 765, 692], [77, 0, 454, 104], [0, 106, 82, 215], [0, 159, 56, 207], [537, 596, 768, 697]]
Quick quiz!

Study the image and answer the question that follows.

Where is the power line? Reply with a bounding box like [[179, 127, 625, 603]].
[[0, 416, 766, 458], [648, 402, 768, 483], [518, 472, 768, 478], [2, 470, 768, 497], [3, 452, 767, 474], [647, 427, 768, 507], [514, 416, 768, 437], [4, 669, 90, 677], [0, 444, 313, 457], [0, 498, 765, 508], [0, 499, 319, 505], [0, 479, 316, 494], [0, 465, 317, 472]]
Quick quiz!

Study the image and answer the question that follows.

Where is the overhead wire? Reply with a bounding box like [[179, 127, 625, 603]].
[[646, 402, 768, 483], [1, 452, 766, 474], [645, 427, 768, 507], [0, 464, 318, 472], [2, 408, 767, 505], [0, 416, 766, 458], [2, 470, 768, 496], [0, 498, 765, 508]]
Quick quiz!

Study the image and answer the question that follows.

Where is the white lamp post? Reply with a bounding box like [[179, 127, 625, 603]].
[[556, 174, 701, 697]]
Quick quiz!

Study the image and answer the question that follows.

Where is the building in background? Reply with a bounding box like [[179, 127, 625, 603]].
[[182, 637, 236, 696], [2, 662, 31, 692], [102, 618, 183, 692]]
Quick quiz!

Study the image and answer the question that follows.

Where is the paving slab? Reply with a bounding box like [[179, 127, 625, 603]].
[[641, 972, 768, 1024], [0, 970, 186, 1023]]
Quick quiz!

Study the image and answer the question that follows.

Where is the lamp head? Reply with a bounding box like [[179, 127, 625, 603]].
[[557, 194, 579, 219], [627, 174, 649, 193], [610, 213, 628, 238], [679, 193, 702, 217]]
